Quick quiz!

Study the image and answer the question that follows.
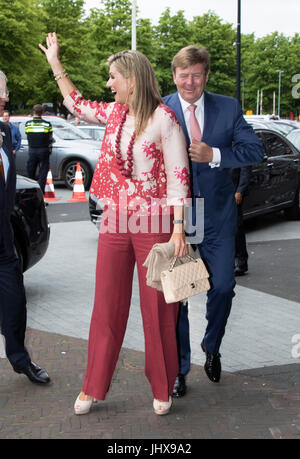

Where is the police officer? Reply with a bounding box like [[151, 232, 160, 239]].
[[25, 104, 53, 193]]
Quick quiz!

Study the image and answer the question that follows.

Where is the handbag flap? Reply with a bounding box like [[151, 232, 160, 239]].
[[161, 258, 209, 289]]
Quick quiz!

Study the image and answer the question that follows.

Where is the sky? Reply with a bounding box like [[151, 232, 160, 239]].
[[84, 0, 300, 38]]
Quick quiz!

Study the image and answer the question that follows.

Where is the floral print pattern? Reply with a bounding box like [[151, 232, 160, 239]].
[[64, 90, 190, 215]]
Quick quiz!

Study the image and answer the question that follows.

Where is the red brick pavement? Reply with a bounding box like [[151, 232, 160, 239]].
[[0, 328, 299, 439]]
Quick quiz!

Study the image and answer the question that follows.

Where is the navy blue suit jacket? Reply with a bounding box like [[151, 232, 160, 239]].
[[163, 91, 264, 237], [0, 120, 16, 253]]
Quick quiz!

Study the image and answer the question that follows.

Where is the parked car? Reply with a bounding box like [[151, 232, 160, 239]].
[[88, 125, 300, 226], [77, 124, 106, 143], [13, 175, 50, 272], [243, 127, 300, 220], [270, 120, 300, 136], [7, 115, 101, 190], [287, 129, 300, 151]]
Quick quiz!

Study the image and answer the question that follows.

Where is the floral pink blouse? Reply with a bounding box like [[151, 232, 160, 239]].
[[64, 90, 190, 215]]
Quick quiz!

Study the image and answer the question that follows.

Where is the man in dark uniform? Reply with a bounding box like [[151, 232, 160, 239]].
[[25, 104, 53, 193], [0, 70, 50, 384], [230, 166, 251, 276]]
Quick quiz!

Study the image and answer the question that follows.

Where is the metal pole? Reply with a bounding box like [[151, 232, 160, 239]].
[[236, 0, 241, 104], [131, 0, 137, 51], [276, 70, 283, 118]]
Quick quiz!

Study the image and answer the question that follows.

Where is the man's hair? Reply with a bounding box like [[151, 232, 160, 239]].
[[3, 110, 10, 116], [172, 45, 210, 75], [33, 104, 43, 116]]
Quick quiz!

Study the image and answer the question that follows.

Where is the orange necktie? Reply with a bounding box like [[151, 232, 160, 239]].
[[188, 104, 202, 142]]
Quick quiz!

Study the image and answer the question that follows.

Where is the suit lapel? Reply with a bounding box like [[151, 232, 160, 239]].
[[1, 141, 13, 191], [168, 93, 190, 147], [202, 91, 219, 143]]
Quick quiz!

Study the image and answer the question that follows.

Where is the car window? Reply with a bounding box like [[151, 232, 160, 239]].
[[17, 122, 27, 140], [53, 124, 91, 140], [79, 127, 105, 142], [259, 132, 293, 157], [16, 119, 92, 141], [93, 129, 105, 141]]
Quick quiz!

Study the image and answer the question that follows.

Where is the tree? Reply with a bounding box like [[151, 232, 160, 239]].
[[38, 0, 90, 112], [189, 11, 236, 97], [0, 0, 45, 109], [242, 32, 297, 116], [153, 8, 190, 96]]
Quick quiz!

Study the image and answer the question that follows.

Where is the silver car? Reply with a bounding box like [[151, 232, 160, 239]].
[[77, 124, 106, 142], [8, 115, 102, 189]]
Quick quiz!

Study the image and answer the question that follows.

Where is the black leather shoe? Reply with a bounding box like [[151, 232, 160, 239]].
[[235, 264, 248, 276], [172, 374, 186, 398], [16, 362, 51, 384], [201, 340, 221, 383]]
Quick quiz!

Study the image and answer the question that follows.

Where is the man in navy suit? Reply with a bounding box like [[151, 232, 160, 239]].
[[163, 46, 264, 396], [0, 70, 50, 384]]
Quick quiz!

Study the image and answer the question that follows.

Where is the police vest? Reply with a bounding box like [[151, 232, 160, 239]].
[[25, 117, 52, 149]]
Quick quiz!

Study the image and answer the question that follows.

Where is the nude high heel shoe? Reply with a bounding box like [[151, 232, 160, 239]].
[[74, 393, 97, 415], [153, 396, 172, 415]]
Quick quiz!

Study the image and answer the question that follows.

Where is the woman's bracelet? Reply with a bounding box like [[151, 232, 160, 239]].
[[55, 72, 68, 81], [53, 69, 67, 79]]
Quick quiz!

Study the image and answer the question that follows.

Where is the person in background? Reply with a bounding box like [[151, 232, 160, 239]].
[[25, 104, 53, 194], [2, 110, 21, 155], [230, 166, 252, 276], [0, 70, 50, 385]]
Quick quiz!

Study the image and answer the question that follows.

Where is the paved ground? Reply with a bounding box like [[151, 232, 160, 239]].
[[0, 190, 299, 439]]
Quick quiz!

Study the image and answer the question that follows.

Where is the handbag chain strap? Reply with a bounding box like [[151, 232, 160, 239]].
[[168, 254, 197, 272]]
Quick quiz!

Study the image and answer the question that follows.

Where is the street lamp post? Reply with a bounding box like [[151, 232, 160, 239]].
[[131, 0, 137, 51], [276, 70, 283, 118]]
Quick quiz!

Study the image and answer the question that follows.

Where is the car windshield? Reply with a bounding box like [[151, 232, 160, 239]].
[[287, 131, 300, 150], [79, 127, 105, 142], [50, 120, 93, 140], [15, 117, 93, 141]]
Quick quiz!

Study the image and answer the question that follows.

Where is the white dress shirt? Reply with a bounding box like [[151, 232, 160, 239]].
[[178, 93, 221, 167], [0, 147, 9, 181]]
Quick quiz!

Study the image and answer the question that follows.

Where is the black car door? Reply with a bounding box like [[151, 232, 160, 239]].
[[260, 131, 299, 206], [244, 130, 298, 216]]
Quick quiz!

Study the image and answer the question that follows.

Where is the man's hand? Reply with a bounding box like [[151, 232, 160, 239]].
[[235, 192, 243, 205], [189, 141, 213, 163]]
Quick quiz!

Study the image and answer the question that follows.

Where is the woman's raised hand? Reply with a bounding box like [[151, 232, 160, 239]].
[[39, 32, 60, 65]]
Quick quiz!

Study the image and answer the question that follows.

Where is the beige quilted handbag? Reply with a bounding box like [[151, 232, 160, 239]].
[[160, 255, 210, 304]]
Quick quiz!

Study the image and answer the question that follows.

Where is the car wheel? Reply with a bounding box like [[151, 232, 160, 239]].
[[63, 160, 92, 190], [284, 183, 300, 220]]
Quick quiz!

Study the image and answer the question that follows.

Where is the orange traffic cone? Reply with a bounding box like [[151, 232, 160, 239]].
[[44, 169, 60, 202], [67, 162, 88, 202]]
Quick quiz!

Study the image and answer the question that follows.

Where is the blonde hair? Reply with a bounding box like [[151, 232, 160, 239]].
[[107, 50, 162, 136], [172, 45, 210, 75]]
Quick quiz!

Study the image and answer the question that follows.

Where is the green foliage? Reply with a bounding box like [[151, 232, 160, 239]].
[[0, 1, 298, 117]]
